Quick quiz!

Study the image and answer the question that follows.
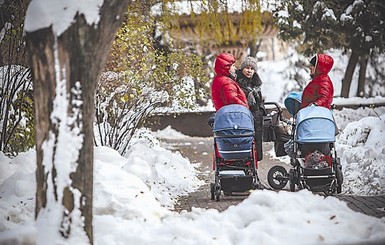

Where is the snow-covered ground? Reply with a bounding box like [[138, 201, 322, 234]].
[[1, 104, 385, 244]]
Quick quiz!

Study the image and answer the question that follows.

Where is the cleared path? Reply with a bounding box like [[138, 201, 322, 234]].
[[160, 136, 385, 218]]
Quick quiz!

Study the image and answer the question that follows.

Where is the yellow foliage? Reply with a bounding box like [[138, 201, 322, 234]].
[[102, 1, 209, 110], [168, 0, 263, 46]]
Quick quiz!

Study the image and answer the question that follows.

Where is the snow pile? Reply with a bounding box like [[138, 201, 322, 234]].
[[337, 114, 385, 195]]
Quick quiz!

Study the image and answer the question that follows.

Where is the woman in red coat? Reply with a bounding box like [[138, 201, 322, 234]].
[[300, 53, 334, 109], [211, 53, 248, 111]]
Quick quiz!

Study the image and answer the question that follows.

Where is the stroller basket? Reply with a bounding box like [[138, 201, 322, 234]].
[[221, 175, 253, 192], [213, 104, 255, 160], [219, 170, 253, 192], [303, 167, 335, 189], [296, 106, 336, 143]]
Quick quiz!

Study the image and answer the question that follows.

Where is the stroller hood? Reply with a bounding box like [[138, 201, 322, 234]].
[[213, 104, 254, 132], [284, 91, 302, 116], [296, 106, 336, 143]]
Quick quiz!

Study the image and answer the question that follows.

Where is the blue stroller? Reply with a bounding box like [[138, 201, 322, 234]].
[[267, 92, 343, 195], [210, 104, 260, 201]]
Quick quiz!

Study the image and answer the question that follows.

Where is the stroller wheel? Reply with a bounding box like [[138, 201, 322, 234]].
[[252, 181, 262, 190], [335, 163, 343, 194], [214, 184, 221, 202], [337, 184, 342, 194], [323, 184, 336, 196], [288, 169, 298, 192], [289, 180, 296, 192], [215, 190, 220, 202], [336, 166, 343, 184], [267, 165, 288, 190], [210, 183, 215, 200], [215, 194, 220, 201]]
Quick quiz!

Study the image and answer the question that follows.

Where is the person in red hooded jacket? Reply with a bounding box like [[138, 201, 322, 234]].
[[300, 53, 334, 109], [211, 52, 248, 111]]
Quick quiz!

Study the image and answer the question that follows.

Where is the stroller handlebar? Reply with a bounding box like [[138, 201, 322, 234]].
[[263, 101, 296, 126], [263, 101, 283, 119], [281, 117, 294, 126]]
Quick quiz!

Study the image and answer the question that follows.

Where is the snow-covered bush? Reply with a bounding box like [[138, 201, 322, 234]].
[[0, 66, 34, 156]]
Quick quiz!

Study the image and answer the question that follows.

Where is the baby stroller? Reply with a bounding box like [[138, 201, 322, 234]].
[[209, 104, 261, 201], [267, 92, 343, 195]]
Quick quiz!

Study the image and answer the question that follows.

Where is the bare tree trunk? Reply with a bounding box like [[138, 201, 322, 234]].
[[0, 0, 30, 66], [248, 40, 256, 57], [248, 39, 262, 58], [25, 1, 131, 243], [357, 53, 369, 97], [340, 50, 359, 98]]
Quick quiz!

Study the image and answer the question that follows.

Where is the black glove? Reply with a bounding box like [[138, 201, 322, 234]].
[[208, 112, 216, 127], [258, 103, 267, 116], [247, 92, 257, 107]]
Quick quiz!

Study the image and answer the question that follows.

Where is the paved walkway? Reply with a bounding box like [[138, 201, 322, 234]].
[[162, 137, 385, 218], [337, 195, 385, 218], [174, 185, 385, 218]]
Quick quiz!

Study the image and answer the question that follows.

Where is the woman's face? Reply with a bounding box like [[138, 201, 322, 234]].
[[242, 66, 255, 79], [309, 65, 316, 78], [229, 63, 236, 76]]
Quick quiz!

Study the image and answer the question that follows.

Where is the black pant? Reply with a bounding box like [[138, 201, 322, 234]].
[[252, 110, 264, 161]]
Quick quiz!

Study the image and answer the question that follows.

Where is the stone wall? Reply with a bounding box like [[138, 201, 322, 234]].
[[142, 102, 385, 137], [143, 111, 215, 137]]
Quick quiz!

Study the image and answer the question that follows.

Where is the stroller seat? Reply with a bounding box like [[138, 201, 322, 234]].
[[299, 143, 331, 157], [213, 105, 255, 161], [296, 106, 336, 168]]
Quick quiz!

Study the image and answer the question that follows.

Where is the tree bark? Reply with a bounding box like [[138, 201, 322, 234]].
[[248, 39, 262, 58], [340, 50, 359, 98], [357, 53, 369, 97], [26, 1, 131, 243]]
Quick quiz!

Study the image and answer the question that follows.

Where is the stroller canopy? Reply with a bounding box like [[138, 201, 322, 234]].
[[296, 106, 336, 143], [213, 104, 254, 133], [284, 91, 302, 116], [213, 104, 254, 160]]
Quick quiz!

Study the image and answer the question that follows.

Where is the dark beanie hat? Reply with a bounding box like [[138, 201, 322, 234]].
[[310, 55, 317, 66], [240, 56, 258, 70]]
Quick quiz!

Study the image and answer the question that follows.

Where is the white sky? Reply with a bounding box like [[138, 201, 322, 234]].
[[1, 49, 385, 243], [24, 0, 103, 36], [151, 0, 265, 16]]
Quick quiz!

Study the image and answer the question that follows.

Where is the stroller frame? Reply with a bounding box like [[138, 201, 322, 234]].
[[209, 104, 261, 201], [210, 135, 260, 201], [287, 141, 343, 195], [266, 95, 343, 196]]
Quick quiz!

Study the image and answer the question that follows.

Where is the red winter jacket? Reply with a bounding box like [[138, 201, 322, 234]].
[[300, 54, 334, 109], [211, 53, 248, 111]]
